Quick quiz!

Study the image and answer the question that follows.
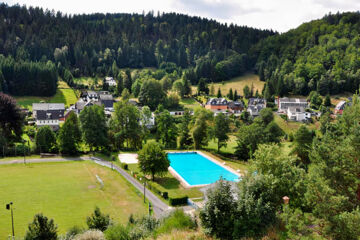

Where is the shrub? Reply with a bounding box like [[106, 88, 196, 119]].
[[280, 114, 288, 121], [74, 230, 105, 240], [162, 192, 168, 199], [154, 209, 196, 236], [121, 163, 128, 170], [24, 213, 58, 240], [86, 207, 111, 231], [104, 224, 130, 240], [63, 226, 84, 240], [169, 196, 188, 206]]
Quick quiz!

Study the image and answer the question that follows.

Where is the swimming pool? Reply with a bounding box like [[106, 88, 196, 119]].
[[168, 152, 240, 187]]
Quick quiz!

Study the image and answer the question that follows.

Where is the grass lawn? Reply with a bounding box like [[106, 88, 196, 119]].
[[179, 98, 200, 110], [191, 73, 265, 97], [73, 76, 102, 89], [204, 135, 237, 155], [274, 114, 319, 135], [15, 88, 78, 110], [124, 163, 203, 200], [0, 161, 147, 238]]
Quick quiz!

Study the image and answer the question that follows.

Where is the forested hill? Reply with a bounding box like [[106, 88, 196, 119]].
[[253, 12, 360, 97], [0, 4, 275, 96]]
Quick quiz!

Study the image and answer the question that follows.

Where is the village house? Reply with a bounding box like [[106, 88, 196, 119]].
[[277, 97, 308, 112], [104, 76, 117, 87], [287, 107, 311, 122], [205, 98, 244, 115], [205, 98, 228, 111], [73, 90, 115, 115], [247, 98, 266, 117], [334, 100, 347, 114], [32, 103, 65, 131]]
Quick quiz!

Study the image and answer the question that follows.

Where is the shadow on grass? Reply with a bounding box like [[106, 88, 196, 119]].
[[50, 89, 66, 104], [155, 176, 180, 190]]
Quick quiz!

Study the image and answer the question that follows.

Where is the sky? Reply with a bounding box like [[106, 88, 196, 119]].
[[3, 0, 360, 32]]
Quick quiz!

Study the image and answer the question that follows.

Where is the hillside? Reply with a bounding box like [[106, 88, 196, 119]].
[[253, 12, 360, 97], [0, 3, 275, 96]]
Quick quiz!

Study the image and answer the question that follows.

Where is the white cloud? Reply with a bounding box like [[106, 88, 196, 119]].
[[2, 0, 360, 32]]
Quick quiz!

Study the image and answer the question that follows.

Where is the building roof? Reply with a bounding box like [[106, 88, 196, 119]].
[[32, 103, 65, 111], [99, 94, 113, 101], [36, 110, 64, 120], [288, 107, 306, 113], [248, 98, 266, 106], [279, 97, 307, 103], [206, 98, 228, 105], [335, 100, 346, 110], [248, 105, 264, 114], [87, 91, 98, 96], [228, 101, 244, 109]]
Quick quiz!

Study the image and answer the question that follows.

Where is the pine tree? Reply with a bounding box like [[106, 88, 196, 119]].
[[210, 84, 215, 96], [234, 90, 238, 101], [217, 88, 222, 98], [228, 88, 234, 100]]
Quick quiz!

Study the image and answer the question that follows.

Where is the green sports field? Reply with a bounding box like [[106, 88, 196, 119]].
[[0, 161, 147, 239]]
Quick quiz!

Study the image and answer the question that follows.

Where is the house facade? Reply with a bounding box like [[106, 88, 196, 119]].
[[104, 77, 117, 86], [287, 107, 311, 122], [277, 97, 308, 111], [247, 98, 266, 117], [334, 101, 346, 114], [205, 98, 244, 115], [32, 103, 65, 131], [205, 98, 228, 111]]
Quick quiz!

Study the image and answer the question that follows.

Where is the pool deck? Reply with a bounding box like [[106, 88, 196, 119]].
[[167, 150, 242, 188]]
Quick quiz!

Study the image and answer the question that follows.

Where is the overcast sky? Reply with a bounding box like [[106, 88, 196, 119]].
[[3, 0, 360, 32]]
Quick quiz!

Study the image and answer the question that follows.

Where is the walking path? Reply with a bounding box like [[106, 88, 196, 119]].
[[91, 157, 171, 217], [0, 156, 171, 218]]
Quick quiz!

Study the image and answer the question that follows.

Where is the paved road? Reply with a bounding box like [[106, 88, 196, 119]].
[[91, 157, 171, 217], [0, 156, 171, 218]]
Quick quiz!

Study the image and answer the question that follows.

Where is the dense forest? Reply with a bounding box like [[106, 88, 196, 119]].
[[0, 3, 275, 96], [254, 12, 360, 97]]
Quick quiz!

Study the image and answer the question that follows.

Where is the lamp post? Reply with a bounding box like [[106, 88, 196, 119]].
[[23, 140, 26, 165], [143, 181, 146, 203], [6, 202, 15, 239]]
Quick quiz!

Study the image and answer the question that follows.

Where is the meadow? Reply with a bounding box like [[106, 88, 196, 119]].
[[15, 81, 78, 110], [0, 161, 147, 238], [192, 73, 265, 97]]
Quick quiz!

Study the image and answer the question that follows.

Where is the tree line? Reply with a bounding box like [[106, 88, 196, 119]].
[[0, 3, 275, 96], [253, 12, 360, 98]]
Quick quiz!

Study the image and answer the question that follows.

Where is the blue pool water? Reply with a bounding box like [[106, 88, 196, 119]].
[[168, 152, 240, 186]]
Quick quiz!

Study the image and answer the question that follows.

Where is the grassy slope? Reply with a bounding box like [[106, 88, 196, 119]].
[[191, 73, 265, 96], [274, 114, 319, 135], [0, 161, 146, 238], [179, 98, 201, 110], [15, 81, 78, 110], [125, 163, 203, 199]]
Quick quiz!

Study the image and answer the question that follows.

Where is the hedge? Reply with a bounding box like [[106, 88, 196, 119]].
[[169, 196, 188, 206]]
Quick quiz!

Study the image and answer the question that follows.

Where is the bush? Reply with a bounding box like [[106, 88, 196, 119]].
[[280, 114, 288, 121], [289, 133, 294, 142], [24, 213, 58, 240], [121, 163, 128, 170], [86, 207, 111, 231], [104, 224, 130, 240], [169, 196, 188, 206], [154, 209, 196, 236], [63, 226, 84, 240], [162, 192, 168, 199], [74, 230, 105, 240]]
